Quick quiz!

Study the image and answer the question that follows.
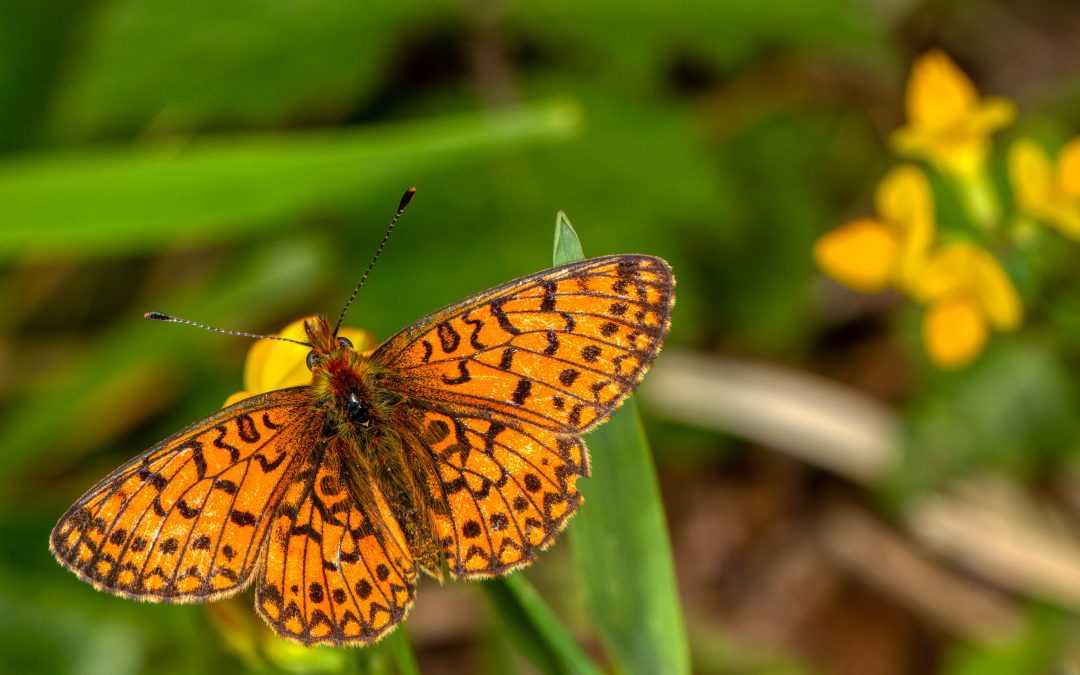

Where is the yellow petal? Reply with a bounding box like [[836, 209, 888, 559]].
[[915, 244, 1022, 331], [905, 50, 978, 132], [1008, 138, 1053, 209], [923, 294, 987, 368], [1058, 137, 1080, 198], [813, 218, 900, 292], [243, 318, 312, 394], [874, 165, 934, 285], [972, 97, 1016, 134]]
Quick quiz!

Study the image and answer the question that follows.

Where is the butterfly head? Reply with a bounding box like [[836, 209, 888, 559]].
[[303, 314, 390, 438]]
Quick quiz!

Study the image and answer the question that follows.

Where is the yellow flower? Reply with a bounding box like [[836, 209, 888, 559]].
[[813, 165, 934, 293], [1009, 137, 1080, 239], [223, 317, 375, 406], [891, 50, 1015, 178], [911, 244, 1022, 368]]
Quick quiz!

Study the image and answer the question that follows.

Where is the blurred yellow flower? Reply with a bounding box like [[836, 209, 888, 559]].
[[813, 165, 934, 293], [912, 244, 1022, 368], [891, 50, 1015, 178], [1009, 137, 1080, 239], [223, 317, 375, 406]]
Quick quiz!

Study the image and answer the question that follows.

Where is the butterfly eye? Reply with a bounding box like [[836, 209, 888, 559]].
[[306, 351, 318, 370], [338, 336, 353, 349]]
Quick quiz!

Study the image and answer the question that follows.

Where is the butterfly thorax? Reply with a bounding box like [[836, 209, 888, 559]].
[[303, 313, 445, 574]]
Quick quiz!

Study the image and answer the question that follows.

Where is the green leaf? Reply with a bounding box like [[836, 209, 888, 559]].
[[555, 217, 690, 674], [385, 627, 421, 675], [552, 211, 585, 265], [0, 99, 581, 261], [483, 575, 603, 675]]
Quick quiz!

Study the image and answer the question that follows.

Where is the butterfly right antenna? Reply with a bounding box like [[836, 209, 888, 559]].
[[333, 187, 416, 336]]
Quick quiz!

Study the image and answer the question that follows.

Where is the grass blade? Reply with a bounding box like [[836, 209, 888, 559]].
[[555, 215, 690, 674], [0, 99, 580, 260], [484, 575, 603, 675]]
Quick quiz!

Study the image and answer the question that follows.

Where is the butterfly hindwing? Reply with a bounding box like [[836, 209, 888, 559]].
[[50, 387, 314, 602], [408, 406, 587, 577], [256, 444, 418, 646]]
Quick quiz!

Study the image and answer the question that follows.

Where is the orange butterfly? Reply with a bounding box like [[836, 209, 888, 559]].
[[51, 191, 675, 646]]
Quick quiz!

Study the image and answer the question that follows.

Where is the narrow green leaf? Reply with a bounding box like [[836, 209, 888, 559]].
[[483, 575, 603, 675], [0, 99, 581, 260], [385, 627, 421, 675], [552, 211, 585, 265], [555, 218, 690, 675]]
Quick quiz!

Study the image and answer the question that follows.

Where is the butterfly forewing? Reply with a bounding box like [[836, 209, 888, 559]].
[[256, 445, 417, 645], [51, 387, 315, 601], [375, 255, 674, 577]]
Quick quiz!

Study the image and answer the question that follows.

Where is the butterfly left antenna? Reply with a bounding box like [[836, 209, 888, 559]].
[[143, 312, 311, 347], [333, 186, 416, 336]]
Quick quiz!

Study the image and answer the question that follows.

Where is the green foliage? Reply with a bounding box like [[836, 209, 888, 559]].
[[4, 0, 1080, 673], [555, 217, 689, 675]]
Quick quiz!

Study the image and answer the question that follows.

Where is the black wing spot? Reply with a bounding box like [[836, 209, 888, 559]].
[[543, 331, 559, 356], [511, 379, 532, 406], [498, 348, 516, 371], [581, 345, 602, 363], [176, 499, 199, 519], [355, 579, 372, 599], [463, 313, 487, 350], [462, 520, 481, 538], [236, 414, 260, 443], [558, 369, 580, 387], [213, 425, 240, 462], [491, 300, 521, 335], [230, 511, 257, 527], [442, 361, 472, 385], [214, 479, 238, 494], [437, 321, 461, 353], [524, 473, 542, 493], [540, 281, 557, 311]]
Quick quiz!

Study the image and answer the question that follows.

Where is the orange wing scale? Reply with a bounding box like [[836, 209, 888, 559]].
[[256, 445, 417, 645], [376, 255, 675, 578], [50, 388, 314, 602]]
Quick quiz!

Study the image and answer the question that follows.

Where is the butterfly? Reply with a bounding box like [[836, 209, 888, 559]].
[[50, 193, 675, 646]]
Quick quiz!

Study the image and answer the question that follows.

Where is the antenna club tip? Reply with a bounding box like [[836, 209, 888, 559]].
[[145, 311, 171, 321], [398, 187, 417, 210]]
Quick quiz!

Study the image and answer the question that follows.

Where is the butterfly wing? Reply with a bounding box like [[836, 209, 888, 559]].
[[374, 254, 674, 577], [51, 387, 316, 602], [255, 442, 418, 646]]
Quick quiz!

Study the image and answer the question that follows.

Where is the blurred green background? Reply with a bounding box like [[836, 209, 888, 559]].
[[4, 0, 1080, 673]]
